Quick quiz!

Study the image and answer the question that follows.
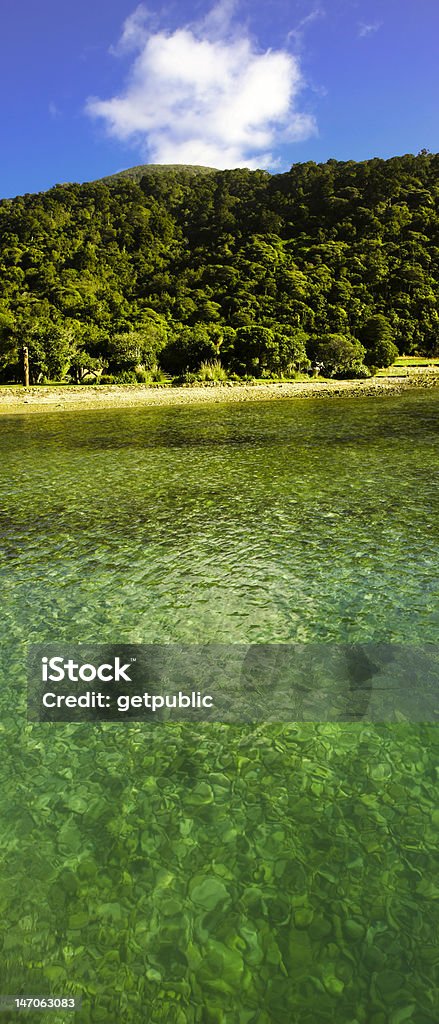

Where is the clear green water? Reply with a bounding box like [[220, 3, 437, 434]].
[[1, 391, 438, 1022]]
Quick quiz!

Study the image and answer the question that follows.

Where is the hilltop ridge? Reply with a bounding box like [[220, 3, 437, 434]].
[[99, 163, 221, 185]]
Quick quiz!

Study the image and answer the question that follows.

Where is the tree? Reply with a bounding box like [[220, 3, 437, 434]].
[[314, 334, 368, 378], [8, 316, 80, 382], [159, 324, 218, 374], [360, 314, 395, 349], [364, 337, 398, 369], [0, 302, 17, 381], [104, 332, 144, 373], [104, 318, 167, 375], [2, 155, 439, 381], [360, 314, 398, 368], [231, 326, 275, 377]]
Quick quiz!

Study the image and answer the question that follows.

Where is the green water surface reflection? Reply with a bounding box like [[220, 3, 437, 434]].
[[1, 391, 438, 1022]]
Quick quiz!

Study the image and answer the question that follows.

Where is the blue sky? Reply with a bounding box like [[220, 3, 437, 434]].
[[1, 0, 438, 197]]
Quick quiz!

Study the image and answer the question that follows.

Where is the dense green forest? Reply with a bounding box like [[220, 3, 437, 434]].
[[0, 152, 438, 383]]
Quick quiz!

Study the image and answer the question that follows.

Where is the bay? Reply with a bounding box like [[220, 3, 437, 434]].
[[0, 390, 438, 1022]]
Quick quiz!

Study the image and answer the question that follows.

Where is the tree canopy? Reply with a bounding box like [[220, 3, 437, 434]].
[[0, 153, 438, 382]]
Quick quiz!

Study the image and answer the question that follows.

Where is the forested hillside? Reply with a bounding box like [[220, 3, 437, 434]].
[[0, 153, 438, 382]]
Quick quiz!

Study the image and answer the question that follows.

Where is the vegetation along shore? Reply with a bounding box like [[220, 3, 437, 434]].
[[1, 367, 439, 415]]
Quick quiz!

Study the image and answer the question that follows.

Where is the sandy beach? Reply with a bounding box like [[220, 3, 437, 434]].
[[1, 370, 439, 415]]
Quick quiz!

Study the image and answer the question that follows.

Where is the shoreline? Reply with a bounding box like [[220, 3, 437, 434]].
[[1, 371, 439, 415]]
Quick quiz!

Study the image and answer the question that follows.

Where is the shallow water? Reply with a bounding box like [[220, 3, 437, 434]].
[[1, 391, 438, 1022]]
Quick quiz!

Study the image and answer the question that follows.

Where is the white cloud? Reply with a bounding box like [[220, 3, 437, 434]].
[[110, 4, 152, 55], [358, 20, 382, 38], [199, 0, 238, 40], [287, 7, 325, 50], [86, 4, 317, 169]]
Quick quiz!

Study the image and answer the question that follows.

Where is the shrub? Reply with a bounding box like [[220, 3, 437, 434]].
[[172, 371, 198, 386], [100, 370, 138, 384], [196, 360, 228, 382], [150, 365, 167, 383], [135, 368, 149, 383], [336, 363, 371, 379], [114, 370, 138, 384]]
